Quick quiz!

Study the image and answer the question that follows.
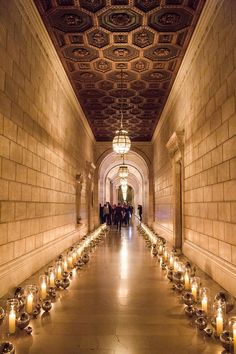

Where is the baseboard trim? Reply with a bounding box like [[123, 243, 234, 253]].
[[183, 241, 236, 297], [152, 223, 174, 244], [0, 228, 85, 297]]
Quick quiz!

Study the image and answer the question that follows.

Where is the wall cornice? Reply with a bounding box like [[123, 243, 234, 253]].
[[16, 0, 95, 143], [152, 0, 223, 143]]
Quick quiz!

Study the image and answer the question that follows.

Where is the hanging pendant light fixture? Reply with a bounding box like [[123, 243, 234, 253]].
[[121, 184, 128, 193], [112, 69, 131, 155], [120, 177, 127, 186], [118, 155, 129, 178], [119, 165, 129, 178]]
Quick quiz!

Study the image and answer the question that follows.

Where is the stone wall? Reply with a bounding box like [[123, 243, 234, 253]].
[[0, 0, 96, 297], [152, 0, 236, 296]]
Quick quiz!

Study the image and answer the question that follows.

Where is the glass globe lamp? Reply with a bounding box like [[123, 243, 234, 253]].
[[119, 165, 129, 178], [120, 178, 127, 186], [112, 129, 131, 155]]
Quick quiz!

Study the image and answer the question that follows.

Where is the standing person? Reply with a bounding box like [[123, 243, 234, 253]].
[[128, 204, 133, 221], [115, 203, 123, 231], [124, 205, 129, 225], [99, 203, 104, 224], [108, 202, 112, 225], [138, 204, 142, 221], [111, 204, 116, 225], [103, 203, 109, 225]]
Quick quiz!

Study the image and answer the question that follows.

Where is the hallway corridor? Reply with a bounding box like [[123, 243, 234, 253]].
[[13, 224, 222, 354]]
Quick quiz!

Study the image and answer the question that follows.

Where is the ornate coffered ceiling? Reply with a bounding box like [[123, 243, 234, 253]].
[[34, 0, 205, 141]]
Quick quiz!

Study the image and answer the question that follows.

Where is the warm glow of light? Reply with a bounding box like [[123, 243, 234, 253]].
[[121, 184, 128, 193], [112, 129, 131, 155], [120, 177, 127, 186], [119, 165, 129, 178], [120, 239, 128, 279]]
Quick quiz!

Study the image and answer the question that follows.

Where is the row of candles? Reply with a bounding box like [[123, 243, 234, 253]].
[[0, 224, 108, 341], [139, 223, 236, 353]]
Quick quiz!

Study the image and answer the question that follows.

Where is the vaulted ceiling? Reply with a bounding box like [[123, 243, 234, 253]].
[[34, 0, 205, 141]]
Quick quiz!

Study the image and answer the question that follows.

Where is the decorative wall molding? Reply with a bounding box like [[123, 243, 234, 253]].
[[166, 131, 184, 160], [152, 222, 174, 244], [183, 241, 236, 297], [152, 0, 223, 142], [16, 0, 95, 143]]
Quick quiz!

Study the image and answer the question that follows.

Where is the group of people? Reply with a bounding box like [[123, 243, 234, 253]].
[[99, 202, 134, 231]]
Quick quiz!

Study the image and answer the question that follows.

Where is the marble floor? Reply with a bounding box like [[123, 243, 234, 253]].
[[7, 223, 224, 354]]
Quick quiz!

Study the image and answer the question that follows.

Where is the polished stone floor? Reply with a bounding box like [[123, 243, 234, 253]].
[[9, 224, 224, 354]]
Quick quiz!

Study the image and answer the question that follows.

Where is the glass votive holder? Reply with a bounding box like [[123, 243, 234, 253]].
[[72, 248, 78, 265], [158, 244, 164, 255], [169, 252, 174, 268], [6, 298, 19, 335], [48, 266, 56, 288], [67, 251, 74, 269], [183, 269, 191, 290], [163, 248, 168, 262], [191, 276, 201, 302], [77, 246, 82, 258], [177, 262, 184, 273], [229, 317, 236, 353], [62, 256, 68, 272], [212, 300, 226, 337], [173, 257, 179, 272], [39, 275, 48, 300], [159, 255, 164, 267], [56, 260, 63, 280], [24, 285, 38, 314], [199, 287, 210, 314]]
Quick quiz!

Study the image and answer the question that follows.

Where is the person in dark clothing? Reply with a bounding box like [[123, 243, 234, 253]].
[[128, 205, 133, 222], [99, 203, 104, 224], [138, 204, 142, 221], [108, 202, 112, 225], [111, 204, 116, 225], [115, 203, 123, 231], [103, 203, 109, 225], [123, 206, 129, 225]]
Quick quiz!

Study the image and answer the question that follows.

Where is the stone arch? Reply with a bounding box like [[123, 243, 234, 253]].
[[95, 149, 151, 222]]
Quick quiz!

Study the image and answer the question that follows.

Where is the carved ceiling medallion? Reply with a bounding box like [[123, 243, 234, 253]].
[[99, 9, 142, 32], [149, 8, 193, 32], [87, 29, 109, 48], [49, 9, 93, 32]]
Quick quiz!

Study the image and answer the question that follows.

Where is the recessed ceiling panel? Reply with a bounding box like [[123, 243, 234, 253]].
[[34, 0, 205, 141]]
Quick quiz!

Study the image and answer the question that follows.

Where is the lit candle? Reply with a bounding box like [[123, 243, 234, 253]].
[[202, 295, 208, 312], [41, 281, 47, 299], [49, 272, 55, 287], [174, 260, 179, 272], [216, 309, 223, 336], [26, 293, 33, 313], [164, 250, 168, 261], [169, 255, 174, 268], [63, 260, 68, 272], [191, 283, 197, 301], [9, 308, 16, 334], [57, 265, 62, 280], [184, 272, 190, 289], [72, 251, 77, 263], [68, 256, 73, 268], [233, 322, 236, 353], [159, 245, 163, 254]]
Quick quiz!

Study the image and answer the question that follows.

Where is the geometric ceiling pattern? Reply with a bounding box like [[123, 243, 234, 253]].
[[34, 0, 205, 141]]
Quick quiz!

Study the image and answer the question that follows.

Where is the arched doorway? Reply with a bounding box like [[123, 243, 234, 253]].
[[95, 150, 150, 222]]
